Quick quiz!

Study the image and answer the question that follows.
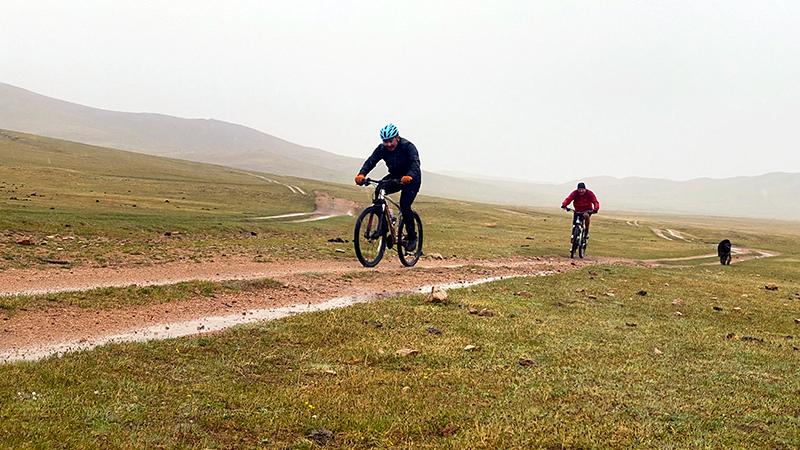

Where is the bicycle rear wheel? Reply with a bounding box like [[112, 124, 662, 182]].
[[570, 226, 581, 259], [397, 211, 423, 267], [354, 206, 386, 267]]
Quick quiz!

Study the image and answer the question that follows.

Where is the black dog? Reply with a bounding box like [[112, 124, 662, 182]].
[[718, 239, 732, 265]]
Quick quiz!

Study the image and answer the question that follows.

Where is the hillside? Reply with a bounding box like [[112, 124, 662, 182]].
[[0, 82, 366, 184], [2, 82, 799, 220], [0, 82, 546, 206]]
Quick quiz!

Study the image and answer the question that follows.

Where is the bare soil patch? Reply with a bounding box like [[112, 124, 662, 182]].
[[250, 190, 357, 222], [0, 245, 776, 362], [291, 191, 358, 222], [0, 255, 602, 361]]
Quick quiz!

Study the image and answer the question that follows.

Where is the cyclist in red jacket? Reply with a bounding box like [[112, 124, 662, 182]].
[[561, 182, 599, 238]]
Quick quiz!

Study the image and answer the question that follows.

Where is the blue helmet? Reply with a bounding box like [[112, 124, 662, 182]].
[[379, 123, 398, 140]]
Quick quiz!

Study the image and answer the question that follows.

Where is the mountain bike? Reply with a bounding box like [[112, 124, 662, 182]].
[[354, 178, 423, 267], [564, 207, 594, 258]]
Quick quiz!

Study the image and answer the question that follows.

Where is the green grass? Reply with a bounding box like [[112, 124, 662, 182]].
[[7, 130, 800, 271], [2, 260, 799, 449], [3, 130, 800, 448], [656, 255, 721, 266], [0, 131, 344, 267]]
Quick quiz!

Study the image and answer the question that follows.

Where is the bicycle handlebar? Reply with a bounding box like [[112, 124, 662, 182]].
[[359, 177, 403, 187], [563, 207, 596, 214]]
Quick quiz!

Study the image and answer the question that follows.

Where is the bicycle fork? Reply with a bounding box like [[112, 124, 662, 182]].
[[364, 210, 382, 240], [572, 218, 583, 244]]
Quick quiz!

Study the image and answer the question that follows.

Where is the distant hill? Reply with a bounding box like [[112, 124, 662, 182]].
[[573, 174, 800, 220], [0, 82, 567, 208], [2, 81, 799, 220], [0, 82, 366, 185], [462, 173, 800, 220]]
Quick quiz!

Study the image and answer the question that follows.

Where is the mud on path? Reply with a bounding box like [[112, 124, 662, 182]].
[[0, 255, 608, 362], [0, 245, 777, 362]]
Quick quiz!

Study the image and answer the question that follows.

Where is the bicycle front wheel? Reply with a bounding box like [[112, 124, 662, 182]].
[[354, 206, 386, 267], [397, 211, 423, 267], [570, 226, 581, 259]]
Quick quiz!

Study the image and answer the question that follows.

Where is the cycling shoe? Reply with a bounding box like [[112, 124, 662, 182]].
[[405, 235, 418, 252]]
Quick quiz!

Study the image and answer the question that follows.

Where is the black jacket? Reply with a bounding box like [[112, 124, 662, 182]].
[[358, 137, 421, 183]]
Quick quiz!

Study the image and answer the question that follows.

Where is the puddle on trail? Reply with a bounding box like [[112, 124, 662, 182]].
[[1, 272, 553, 364]]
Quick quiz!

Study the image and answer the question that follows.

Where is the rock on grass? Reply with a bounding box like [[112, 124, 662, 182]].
[[308, 429, 333, 445], [395, 348, 419, 356]]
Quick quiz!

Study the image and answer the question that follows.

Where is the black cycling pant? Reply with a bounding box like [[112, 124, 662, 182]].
[[383, 179, 420, 237]]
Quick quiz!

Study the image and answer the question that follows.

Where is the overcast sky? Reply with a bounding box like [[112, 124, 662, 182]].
[[1, 1, 798, 183]]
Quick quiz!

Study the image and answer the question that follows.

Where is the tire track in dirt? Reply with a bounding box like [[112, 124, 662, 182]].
[[650, 228, 673, 240], [0, 247, 779, 363], [250, 191, 356, 222], [0, 256, 599, 362], [234, 170, 307, 195], [640, 247, 778, 266]]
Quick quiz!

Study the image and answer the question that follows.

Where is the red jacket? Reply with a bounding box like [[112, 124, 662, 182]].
[[562, 189, 599, 212]]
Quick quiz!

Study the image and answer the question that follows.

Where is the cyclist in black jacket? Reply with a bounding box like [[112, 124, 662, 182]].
[[355, 123, 421, 251]]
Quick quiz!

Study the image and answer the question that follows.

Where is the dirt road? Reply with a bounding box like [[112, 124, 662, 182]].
[[0, 247, 776, 363], [0, 255, 602, 362]]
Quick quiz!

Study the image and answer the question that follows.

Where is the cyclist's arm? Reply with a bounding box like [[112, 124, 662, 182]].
[[590, 191, 599, 212], [561, 191, 575, 208], [359, 145, 385, 176], [405, 142, 421, 181]]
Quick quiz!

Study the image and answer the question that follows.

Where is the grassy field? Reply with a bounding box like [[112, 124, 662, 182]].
[[2, 131, 800, 448], [2, 260, 799, 449], [4, 129, 789, 272]]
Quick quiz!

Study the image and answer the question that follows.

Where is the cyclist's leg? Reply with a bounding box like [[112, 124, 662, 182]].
[[582, 211, 591, 237], [399, 183, 419, 237]]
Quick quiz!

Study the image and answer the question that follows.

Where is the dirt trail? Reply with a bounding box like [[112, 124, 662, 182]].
[[251, 191, 356, 222], [641, 247, 778, 265], [234, 171, 307, 195], [0, 246, 778, 363], [0, 255, 607, 362], [650, 228, 673, 240]]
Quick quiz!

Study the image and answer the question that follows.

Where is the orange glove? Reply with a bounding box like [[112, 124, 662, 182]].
[[355, 174, 365, 185], [401, 176, 412, 185]]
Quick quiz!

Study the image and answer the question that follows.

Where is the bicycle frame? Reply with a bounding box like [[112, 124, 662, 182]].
[[362, 178, 404, 246], [371, 183, 401, 246]]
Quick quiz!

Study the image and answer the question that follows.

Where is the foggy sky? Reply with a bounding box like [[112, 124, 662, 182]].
[[1, 1, 798, 183]]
